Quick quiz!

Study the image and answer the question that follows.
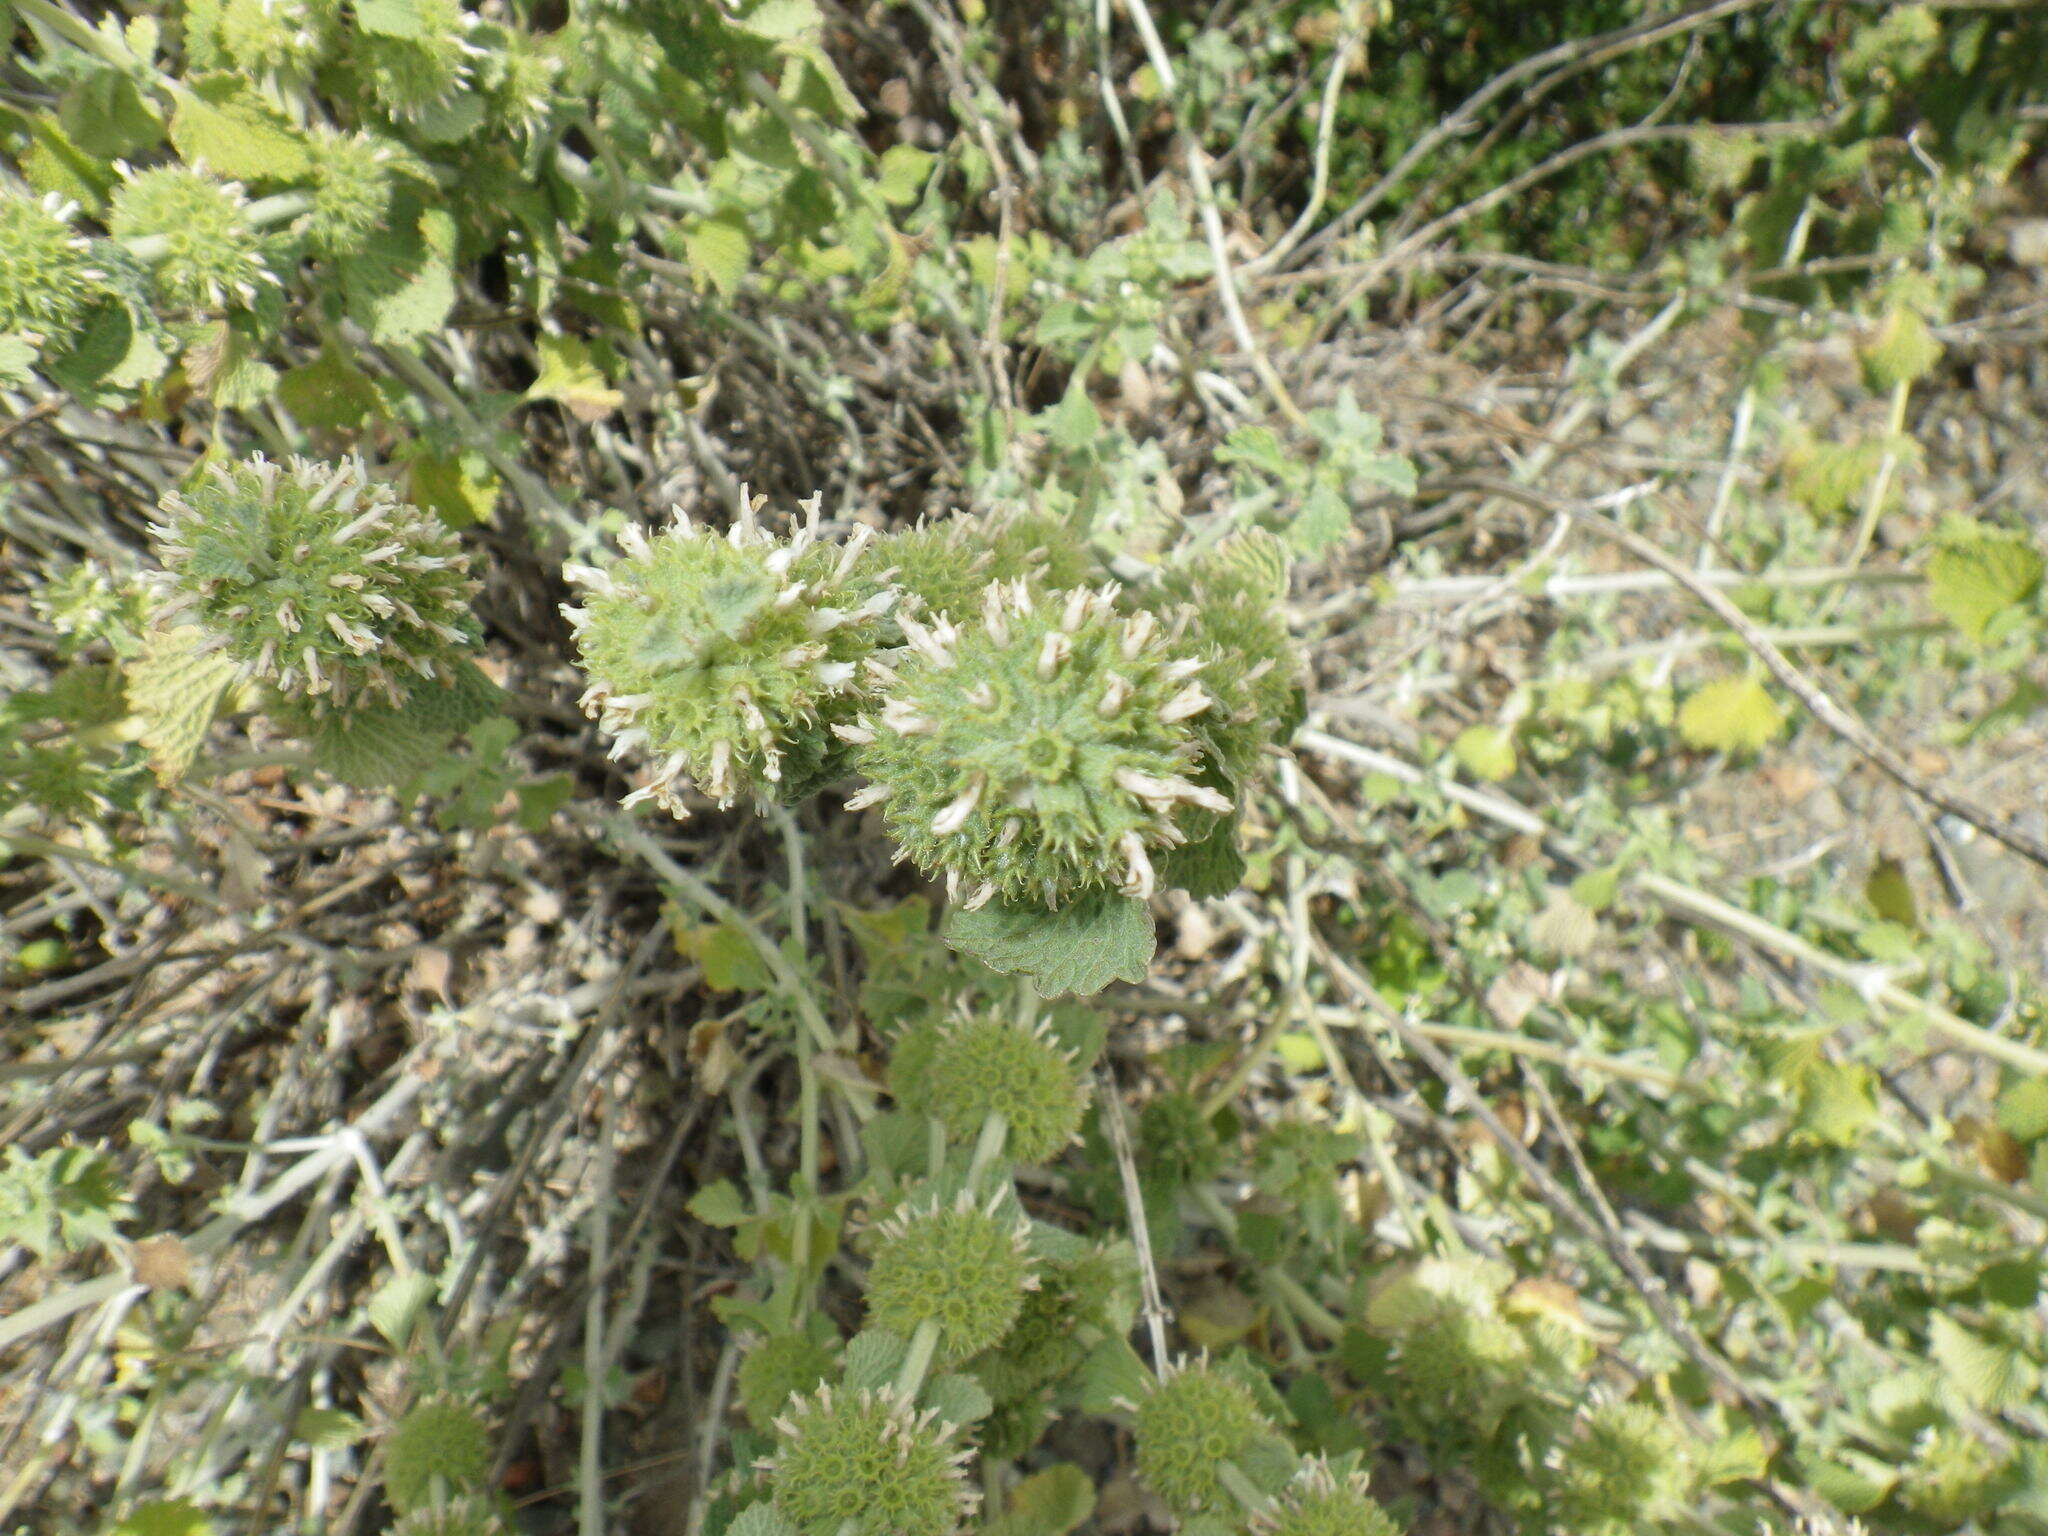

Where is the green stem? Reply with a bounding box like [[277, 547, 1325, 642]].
[[1263, 1268, 1344, 1342], [1823, 375, 1912, 621], [1217, 1460, 1269, 1515], [893, 1318, 941, 1402], [966, 1113, 1008, 1190], [617, 822, 843, 1058]]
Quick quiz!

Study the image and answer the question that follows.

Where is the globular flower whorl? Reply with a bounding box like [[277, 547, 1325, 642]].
[[382, 1395, 493, 1514], [217, 0, 340, 79], [1132, 1357, 1273, 1516], [760, 1385, 978, 1536], [481, 27, 565, 139], [0, 191, 110, 347], [564, 497, 891, 817], [737, 1331, 838, 1432], [1252, 1459, 1402, 1536], [976, 1241, 1131, 1401], [1145, 528, 1302, 786], [1552, 1401, 1686, 1529], [304, 131, 400, 258], [842, 582, 1232, 911], [926, 1013, 1086, 1165], [353, 0, 482, 124], [863, 1191, 1037, 1363], [108, 166, 279, 312], [148, 455, 482, 715], [868, 507, 1098, 627]]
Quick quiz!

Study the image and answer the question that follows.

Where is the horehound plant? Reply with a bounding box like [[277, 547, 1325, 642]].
[[568, 494, 1306, 997], [697, 966, 1410, 1536], [131, 452, 504, 788]]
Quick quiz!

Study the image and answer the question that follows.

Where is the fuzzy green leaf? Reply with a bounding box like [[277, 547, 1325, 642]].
[[0, 334, 36, 385], [945, 891, 1155, 997], [59, 69, 162, 159], [292, 1407, 367, 1450], [1452, 723, 1517, 782], [1927, 522, 2044, 643], [1860, 306, 1942, 391], [405, 450, 498, 528], [304, 663, 502, 789], [527, 333, 623, 421], [366, 1270, 435, 1347], [877, 145, 935, 207], [1073, 1335, 1152, 1415], [682, 216, 749, 296], [688, 1179, 749, 1227], [123, 625, 239, 784], [726, 1506, 801, 1536], [279, 350, 380, 433], [1159, 813, 1244, 899], [1795, 1061, 1878, 1147], [840, 1327, 910, 1392], [922, 1372, 993, 1428], [985, 1464, 1095, 1536], [1931, 1313, 2037, 1410], [339, 207, 457, 346], [169, 78, 311, 183], [1677, 676, 1784, 754], [1998, 1077, 2048, 1142]]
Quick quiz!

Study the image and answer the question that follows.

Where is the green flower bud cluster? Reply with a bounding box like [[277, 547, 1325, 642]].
[[1549, 1402, 1689, 1533], [383, 1394, 493, 1515], [842, 582, 1232, 909], [148, 456, 482, 717], [0, 192, 112, 347], [925, 1012, 1087, 1164], [868, 507, 1099, 627], [303, 132, 404, 258], [863, 1191, 1038, 1362], [1138, 528, 1304, 785], [565, 497, 893, 816], [1131, 1357, 1274, 1516], [1359, 1256, 1592, 1440], [567, 505, 1297, 925], [108, 166, 280, 313], [356, 0, 483, 124], [215, 0, 340, 80], [1896, 1425, 2014, 1527], [973, 1239, 1133, 1402], [738, 1330, 838, 1432], [1253, 1458, 1402, 1536], [1139, 1089, 1226, 1186], [758, 1385, 977, 1536]]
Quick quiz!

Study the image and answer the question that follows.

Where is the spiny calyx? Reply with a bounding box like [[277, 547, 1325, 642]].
[[108, 165, 279, 312], [0, 192, 111, 347], [1131, 1356, 1274, 1516], [925, 1012, 1086, 1165], [148, 455, 481, 715], [759, 1384, 977, 1536], [382, 1394, 492, 1514], [565, 495, 891, 816], [843, 581, 1231, 910], [1253, 1457, 1402, 1536], [867, 506, 1099, 627], [1140, 527, 1304, 785], [863, 1190, 1038, 1362]]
